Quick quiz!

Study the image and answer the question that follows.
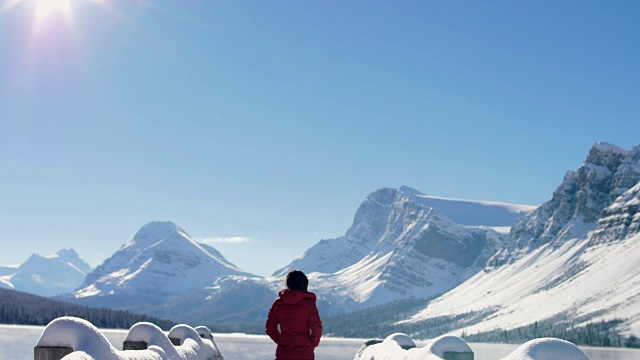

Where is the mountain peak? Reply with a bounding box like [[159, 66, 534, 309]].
[[586, 142, 628, 170], [75, 222, 253, 301], [398, 185, 423, 196], [124, 221, 191, 250], [136, 221, 184, 236], [52, 248, 80, 260]]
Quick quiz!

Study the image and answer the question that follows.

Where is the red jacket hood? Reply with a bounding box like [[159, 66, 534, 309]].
[[278, 289, 316, 304]]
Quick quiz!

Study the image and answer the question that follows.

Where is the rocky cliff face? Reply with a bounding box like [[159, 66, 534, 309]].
[[588, 181, 640, 246], [273, 188, 399, 277], [488, 142, 640, 268]]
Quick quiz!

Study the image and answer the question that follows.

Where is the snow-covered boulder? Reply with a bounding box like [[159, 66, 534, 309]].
[[501, 338, 589, 360], [354, 333, 473, 360]]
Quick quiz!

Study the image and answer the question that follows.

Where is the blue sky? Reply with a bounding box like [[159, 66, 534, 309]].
[[0, 0, 638, 277]]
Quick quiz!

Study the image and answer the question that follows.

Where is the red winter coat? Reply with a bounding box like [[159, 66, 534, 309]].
[[265, 290, 323, 360]]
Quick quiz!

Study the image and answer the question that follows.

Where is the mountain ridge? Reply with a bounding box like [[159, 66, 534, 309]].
[[401, 142, 640, 339]]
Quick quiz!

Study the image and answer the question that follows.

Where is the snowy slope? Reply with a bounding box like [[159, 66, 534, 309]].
[[401, 142, 640, 338], [401, 186, 537, 227], [272, 187, 528, 314], [70, 221, 255, 310], [0, 249, 92, 297]]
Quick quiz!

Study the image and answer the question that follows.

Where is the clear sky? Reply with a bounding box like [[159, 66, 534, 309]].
[[0, 0, 638, 277]]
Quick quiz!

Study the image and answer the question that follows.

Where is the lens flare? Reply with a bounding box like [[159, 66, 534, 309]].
[[35, 0, 71, 20]]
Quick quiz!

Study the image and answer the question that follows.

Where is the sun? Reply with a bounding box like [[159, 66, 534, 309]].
[[34, 0, 71, 20]]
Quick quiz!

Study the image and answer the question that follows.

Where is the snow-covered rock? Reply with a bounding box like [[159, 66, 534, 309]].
[[588, 181, 640, 246], [36, 317, 221, 360], [355, 333, 473, 360], [501, 338, 589, 360], [0, 249, 92, 297]]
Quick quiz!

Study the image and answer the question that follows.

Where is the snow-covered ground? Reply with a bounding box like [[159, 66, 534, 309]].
[[2, 324, 637, 360], [401, 231, 640, 337]]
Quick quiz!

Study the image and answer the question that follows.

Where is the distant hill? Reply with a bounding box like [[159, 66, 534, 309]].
[[0, 287, 174, 330]]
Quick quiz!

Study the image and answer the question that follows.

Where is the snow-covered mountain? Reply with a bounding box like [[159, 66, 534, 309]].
[[401, 142, 640, 338], [273, 186, 534, 314], [275, 186, 533, 277], [0, 249, 92, 297], [488, 142, 636, 268], [68, 221, 257, 313], [62, 188, 534, 326]]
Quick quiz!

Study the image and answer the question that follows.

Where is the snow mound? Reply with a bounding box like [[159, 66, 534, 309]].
[[426, 335, 474, 357], [37, 317, 120, 358], [36, 316, 223, 360], [385, 333, 416, 349], [354, 333, 473, 360], [501, 338, 589, 360]]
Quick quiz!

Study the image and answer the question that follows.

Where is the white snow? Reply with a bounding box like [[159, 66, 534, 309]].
[[501, 338, 589, 360], [412, 194, 538, 215], [401, 231, 640, 338], [0, 276, 15, 289], [355, 334, 473, 360], [355, 334, 591, 360], [37, 317, 222, 360], [490, 226, 512, 235]]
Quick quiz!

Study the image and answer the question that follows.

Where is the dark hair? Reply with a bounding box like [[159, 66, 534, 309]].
[[286, 270, 308, 291]]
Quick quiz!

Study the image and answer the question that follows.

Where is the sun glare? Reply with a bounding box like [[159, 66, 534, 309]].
[[35, 0, 71, 20]]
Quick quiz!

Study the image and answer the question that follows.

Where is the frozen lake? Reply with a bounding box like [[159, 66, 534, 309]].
[[2, 324, 638, 359]]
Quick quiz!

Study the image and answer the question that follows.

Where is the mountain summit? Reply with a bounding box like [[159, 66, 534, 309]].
[[273, 187, 533, 314]]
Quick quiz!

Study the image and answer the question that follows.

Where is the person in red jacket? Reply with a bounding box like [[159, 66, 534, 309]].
[[266, 270, 323, 360]]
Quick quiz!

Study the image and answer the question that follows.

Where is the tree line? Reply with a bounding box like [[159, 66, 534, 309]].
[[0, 287, 174, 330], [462, 319, 640, 348], [323, 297, 639, 348]]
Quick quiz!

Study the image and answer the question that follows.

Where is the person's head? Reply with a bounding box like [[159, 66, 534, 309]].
[[286, 270, 308, 291]]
